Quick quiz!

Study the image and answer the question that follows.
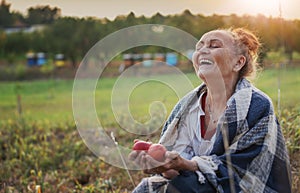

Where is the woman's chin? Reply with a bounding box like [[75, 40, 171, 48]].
[[196, 70, 210, 80]]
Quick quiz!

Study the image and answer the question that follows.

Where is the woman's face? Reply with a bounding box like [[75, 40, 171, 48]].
[[192, 30, 240, 82]]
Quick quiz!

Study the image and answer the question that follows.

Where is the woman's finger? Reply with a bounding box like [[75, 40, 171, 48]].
[[129, 150, 148, 169], [165, 151, 179, 160], [140, 153, 149, 170], [128, 150, 138, 161], [145, 154, 166, 168], [144, 162, 161, 174]]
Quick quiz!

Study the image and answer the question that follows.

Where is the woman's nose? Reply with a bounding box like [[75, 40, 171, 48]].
[[192, 47, 210, 64]]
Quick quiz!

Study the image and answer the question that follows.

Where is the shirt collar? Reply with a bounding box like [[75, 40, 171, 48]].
[[189, 91, 206, 116]]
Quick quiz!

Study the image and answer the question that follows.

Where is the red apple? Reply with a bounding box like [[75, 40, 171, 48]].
[[132, 140, 152, 151], [147, 144, 167, 162]]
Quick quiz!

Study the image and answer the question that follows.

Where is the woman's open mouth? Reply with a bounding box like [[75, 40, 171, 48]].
[[199, 59, 214, 65]]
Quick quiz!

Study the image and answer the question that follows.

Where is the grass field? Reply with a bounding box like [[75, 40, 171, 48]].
[[0, 67, 299, 124], [0, 67, 299, 192]]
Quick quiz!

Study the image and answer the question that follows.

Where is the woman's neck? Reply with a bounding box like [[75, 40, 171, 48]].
[[205, 77, 237, 108]]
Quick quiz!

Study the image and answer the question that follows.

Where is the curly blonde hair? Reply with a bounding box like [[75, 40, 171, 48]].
[[226, 28, 261, 79]]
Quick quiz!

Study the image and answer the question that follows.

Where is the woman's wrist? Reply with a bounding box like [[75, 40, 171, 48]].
[[189, 160, 198, 171]]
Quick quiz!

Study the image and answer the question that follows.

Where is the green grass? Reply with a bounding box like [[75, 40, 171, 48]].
[[254, 67, 300, 110], [0, 79, 73, 124], [0, 68, 299, 125]]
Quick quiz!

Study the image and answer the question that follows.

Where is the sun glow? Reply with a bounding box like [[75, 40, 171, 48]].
[[233, 0, 282, 18]]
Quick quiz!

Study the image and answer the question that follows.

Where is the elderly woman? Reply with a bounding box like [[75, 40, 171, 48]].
[[129, 28, 292, 193]]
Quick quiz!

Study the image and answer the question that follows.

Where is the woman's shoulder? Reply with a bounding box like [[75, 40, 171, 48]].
[[236, 78, 273, 105], [250, 84, 273, 108], [231, 78, 275, 121], [248, 84, 275, 121]]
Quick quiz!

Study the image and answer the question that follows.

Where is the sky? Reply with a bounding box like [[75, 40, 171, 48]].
[[6, 0, 300, 20]]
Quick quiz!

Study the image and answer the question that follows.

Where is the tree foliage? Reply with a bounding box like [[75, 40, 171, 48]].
[[0, 1, 61, 27], [1, 3, 300, 65], [0, 0, 13, 27], [26, 5, 61, 25]]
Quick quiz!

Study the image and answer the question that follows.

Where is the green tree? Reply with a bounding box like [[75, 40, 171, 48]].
[[11, 10, 26, 26], [42, 17, 104, 67], [5, 32, 31, 54], [0, 0, 13, 27], [26, 5, 61, 25], [0, 30, 6, 57], [150, 12, 165, 24]]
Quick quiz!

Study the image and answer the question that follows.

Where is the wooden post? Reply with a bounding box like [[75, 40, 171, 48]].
[[17, 94, 22, 116]]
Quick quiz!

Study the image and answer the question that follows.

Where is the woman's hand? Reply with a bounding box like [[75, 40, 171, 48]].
[[128, 150, 149, 169], [129, 150, 198, 176], [144, 151, 198, 174]]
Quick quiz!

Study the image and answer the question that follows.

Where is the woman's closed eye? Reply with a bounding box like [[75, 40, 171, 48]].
[[210, 44, 220, 48], [195, 40, 222, 51], [209, 41, 222, 48]]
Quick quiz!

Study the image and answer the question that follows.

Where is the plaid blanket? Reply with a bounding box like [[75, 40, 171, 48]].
[[133, 78, 292, 193]]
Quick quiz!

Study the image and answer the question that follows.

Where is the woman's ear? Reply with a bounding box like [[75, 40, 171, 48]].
[[233, 55, 246, 72]]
